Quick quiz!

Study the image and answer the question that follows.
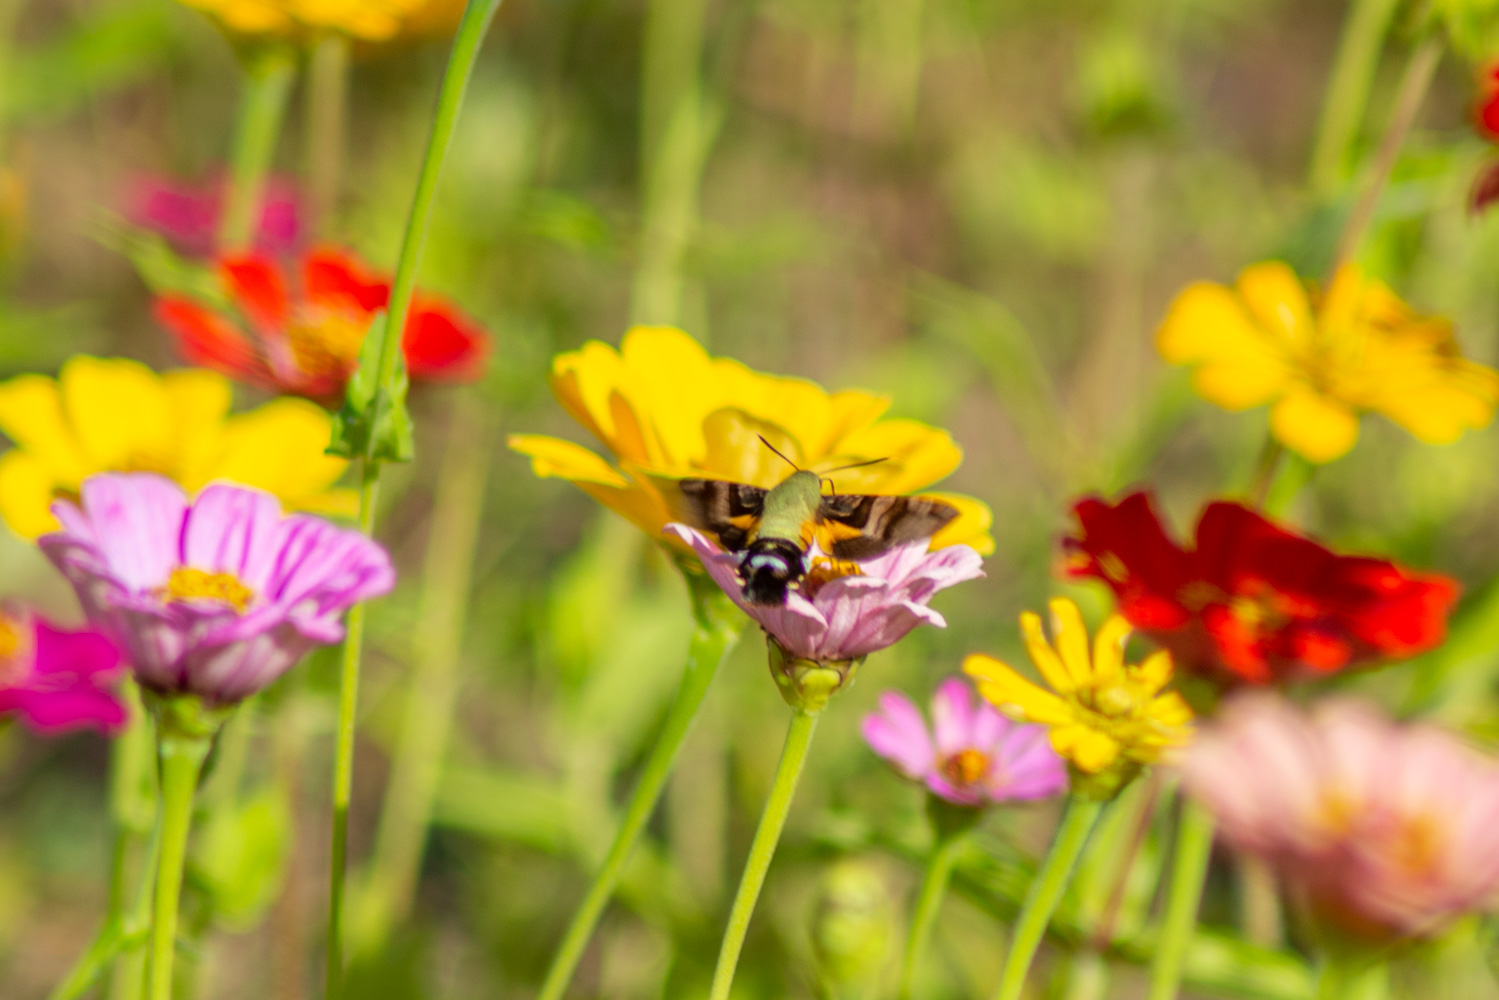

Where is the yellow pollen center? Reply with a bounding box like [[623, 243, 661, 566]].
[[1389, 815, 1445, 876], [802, 556, 864, 596], [0, 613, 28, 684], [161, 567, 255, 613], [287, 307, 371, 378], [941, 748, 989, 785], [1096, 551, 1129, 584], [1090, 682, 1140, 719]]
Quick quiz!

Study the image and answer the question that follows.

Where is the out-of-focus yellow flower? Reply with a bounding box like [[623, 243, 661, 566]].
[[509, 325, 994, 556], [1158, 261, 1499, 463], [176, 0, 454, 42], [0, 357, 353, 539], [964, 598, 1192, 788]]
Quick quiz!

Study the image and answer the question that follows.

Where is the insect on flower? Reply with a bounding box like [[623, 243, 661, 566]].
[[658, 437, 959, 605]]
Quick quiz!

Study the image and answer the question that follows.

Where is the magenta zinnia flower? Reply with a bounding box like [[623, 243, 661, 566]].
[[39, 473, 394, 706], [0, 608, 125, 734], [1181, 693, 1499, 941], [127, 173, 304, 258], [863, 678, 1066, 807], [666, 525, 984, 663]]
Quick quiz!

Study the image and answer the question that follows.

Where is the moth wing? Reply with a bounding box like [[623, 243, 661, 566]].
[[816, 494, 960, 560], [650, 475, 768, 552]]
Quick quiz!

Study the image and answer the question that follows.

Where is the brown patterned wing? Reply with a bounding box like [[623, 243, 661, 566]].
[[660, 477, 768, 552], [816, 494, 959, 560]]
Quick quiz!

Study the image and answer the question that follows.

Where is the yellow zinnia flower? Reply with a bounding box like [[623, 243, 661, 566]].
[[964, 598, 1192, 790], [509, 325, 994, 556], [176, 0, 455, 42], [0, 357, 353, 539], [1158, 261, 1499, 463]]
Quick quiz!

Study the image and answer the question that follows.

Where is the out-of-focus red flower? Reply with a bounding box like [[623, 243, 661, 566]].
[[128, 174, 304, 258], [154, 247, 488, 405], [1477, 64, 1499, 141], [1063, 492, 1458, 687]]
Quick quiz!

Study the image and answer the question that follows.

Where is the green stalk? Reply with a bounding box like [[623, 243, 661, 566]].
[[323, 2, 502, 994], [1146, 800, 1215, 1000], [219, 44, 297, 251], [306, 34, 351, 235], [353, 393, 494, 953], [1315, 953, 1388, 1000], [897, 826, 965, 999], [990, 795, 1105, 1000], [537, 576, 742, 1000], [1308, 0, 1402, 196], [146, 729, 214, 1000], [707, 708, 821, 1000]]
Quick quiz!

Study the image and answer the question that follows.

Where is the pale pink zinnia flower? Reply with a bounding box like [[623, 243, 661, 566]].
[[0, 608, 125, 734], [1181, 693, 1499, 940], [39, 473, 394, 706], [863, 678, 1066, 807], [665, 525, 984, 663]]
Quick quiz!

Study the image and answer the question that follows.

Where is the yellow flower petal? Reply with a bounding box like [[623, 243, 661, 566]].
[[1271, 388, 1359, 463], [1129, 649, 1174, 695], [0, 374, 90, 485], [1047, 597, 1094, 685], [1051, 725, 1121, 774], [0, 450, 63, 539], [963, 654, 1074, 725], [1091, 615, 1132, 684], [162, 369, 234, 485], [923, 492, 995, 556], [1018, 611, 1076, 694], [1147, 691, 1195, 730], [508, 434, 630, 488], [59, 356, 172, 473], [1234, 261, 1315, 346], [210, 398, 349, 507]]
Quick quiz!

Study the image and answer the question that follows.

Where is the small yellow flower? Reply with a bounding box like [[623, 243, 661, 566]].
[[964, 598, 1193, 783], [176, 0, 457, 42], [0, 357, 353, 539], [508, 326, 994, 556], [1158, 261, 1499, 463]]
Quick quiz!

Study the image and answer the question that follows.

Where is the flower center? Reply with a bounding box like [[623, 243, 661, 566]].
[[802, 556, 864, 597], [287, 307, 371, 380], [940, 748, 989, 786], [0, 612, 30, 685], [1088, 682, 1141, 719], [1388, 814, 1446, 876], [160, 567, 254, 612]]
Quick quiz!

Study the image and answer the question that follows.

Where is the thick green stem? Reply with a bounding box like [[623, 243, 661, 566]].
[[897, 829, 964, 1000], [306, 34, 350, 235], [1146, 801, 1215, 1000], [1315, 953, 1388, 1000], [323, 3, 501, 993], [991, 795, 1105, 1000], [708, 709, 821, 1000], [219, 45, 297, 251], [146, 730, 213, 1000], [536, 577, 742, 1000], [1331, 32, 1444, 272], [1308, 0, 1402, 195], [353, 394, 494, 953]]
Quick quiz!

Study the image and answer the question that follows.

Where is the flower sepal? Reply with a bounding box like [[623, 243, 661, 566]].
[[925, 791, 984, 842], [144, 691, 235, 750], [1067, 760, 1140, 803], [328, 311, 415, 464], [769, 638, 861, 715]]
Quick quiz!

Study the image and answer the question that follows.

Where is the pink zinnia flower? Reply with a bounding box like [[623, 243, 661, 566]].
[[128, 174, 304, 258], [666, 525, 984, 663], [39, 473, 394, 706], [0, 608, 125, 734], [863, 678, 1066, 807], [1181, 693, 1499, 941]]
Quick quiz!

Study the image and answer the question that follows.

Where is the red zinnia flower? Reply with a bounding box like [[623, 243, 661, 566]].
[[1063, 492, 1458, 687], [154, 248, 488, 405]]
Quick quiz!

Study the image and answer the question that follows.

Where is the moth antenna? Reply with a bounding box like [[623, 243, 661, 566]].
[[821, 477, 837, 495], [757, 435, 801, 472], [823, 455, 890, 474]]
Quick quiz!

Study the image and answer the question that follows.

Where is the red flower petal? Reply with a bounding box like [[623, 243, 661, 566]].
[[221, 254, 292, 332], [403, 297, 488, 380], [154, 296, 276, 388], [306, 247, 389, 315]]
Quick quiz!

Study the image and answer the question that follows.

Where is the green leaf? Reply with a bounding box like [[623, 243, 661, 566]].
[[327, 311, 415, 464]]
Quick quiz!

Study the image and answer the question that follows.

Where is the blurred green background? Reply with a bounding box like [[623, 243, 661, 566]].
[[3, 0, 1499, 997]]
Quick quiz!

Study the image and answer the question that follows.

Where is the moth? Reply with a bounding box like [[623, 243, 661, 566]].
[[660, 440, 959, 605]]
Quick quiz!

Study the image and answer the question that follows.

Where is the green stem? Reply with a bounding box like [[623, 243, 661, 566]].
[[146, 730, 213, 1000], [325, 462, 379, 1000], [1146, 800, 1215, 1000], [897, 829, 965, 1000], [707, 708, 821, 1000], [537, 577, 742, 1000], [323, 4, 501, 993], [306, 33, 350, 236], [1331, 32, 1444, 272], [219, 45, 297, 251], [1248, 437, 1284, 510], [1308, 0, 1401, 196], [1315, 953, 1388, 1000], [991, 795, 1105, 1000], [353, 394, 494, 954]]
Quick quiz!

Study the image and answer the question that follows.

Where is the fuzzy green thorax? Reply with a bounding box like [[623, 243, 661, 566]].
[[756, 470, 823, 543]]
